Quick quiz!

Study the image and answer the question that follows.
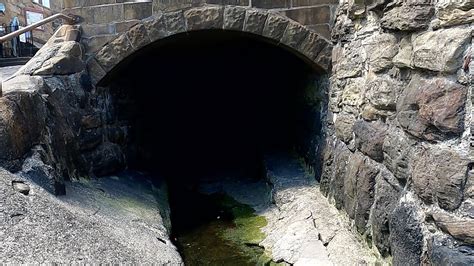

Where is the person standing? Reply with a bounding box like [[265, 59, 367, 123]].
[[10, 16, 19, 57]]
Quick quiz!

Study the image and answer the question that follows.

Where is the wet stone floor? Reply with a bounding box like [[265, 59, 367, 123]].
[[168, 179, 275, 266]]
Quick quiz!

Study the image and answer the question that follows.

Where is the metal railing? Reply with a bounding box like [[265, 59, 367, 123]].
[[0, 13, 77, 58], [0, 25, 36, 58]]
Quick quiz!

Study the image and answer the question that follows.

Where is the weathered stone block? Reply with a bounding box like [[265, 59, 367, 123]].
[[382, 127, 416, 183], [293, 0, 338, 6], [381, 5, 434, 31], [86, 4, 124, 25], [95, 34, 133, 72], [20, 146, 65, 196], [223, 5, 246, 31], [432, 212, 474, 244], [343, 152, 364, 218], [299, 32, 328, 62], [340, 77, 365, 111], [353, 120, 388, 162], [243, 9, 268, 35], [252, 0, 290, 9], [124, 2, 153, 21], [143, 13, 168, 42], [283, 6, 331, 26], [372, 169, 401, 257], [428, 235, 474, 265], [335, 112, 355, 143], [164, 10, 187, 35], [315, 44, 332, 72], [397, 77, 467, 141], [281, 20, 310, 50], [86, 58, 107, 86], [354, 157, 379, 234], [389, 201, 423, 266], [126, 23, 151, 50], [363, 33, 398, 72], [393, 36, 413, 68], [365, 75, 398, 111], [115, 20, 141, 34], [334, 41, 365, 79], [412, 27, 472, 73], [329, 140, 351, 210], [82, 34, 118, 54], [262, 13, 289, 41], [0, 86, 47, 171], [412, 146, 469, 210], [185, 6, 224, 31]]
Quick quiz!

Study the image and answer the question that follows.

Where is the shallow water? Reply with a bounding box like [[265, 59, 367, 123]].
[[169, 188, 268, 266]]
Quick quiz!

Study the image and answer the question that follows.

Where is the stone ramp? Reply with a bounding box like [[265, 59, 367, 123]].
[[0, 65, 22, 83], [261, 154, 379, 265], [0, 169, 182, 264]]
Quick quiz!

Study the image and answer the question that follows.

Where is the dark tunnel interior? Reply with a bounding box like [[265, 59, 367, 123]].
[[104, 30, 323, 185]]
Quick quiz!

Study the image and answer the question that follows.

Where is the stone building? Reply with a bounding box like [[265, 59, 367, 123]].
[[0, 0, 55, 46]]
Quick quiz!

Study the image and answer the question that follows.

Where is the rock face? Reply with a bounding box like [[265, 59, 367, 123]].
[[428, 235, 474, 265], [0, 168, 182, 264], [390, 201, 424, 266], [412, 28, 471, 73], [0, 2, 471, 266], [397, 76, 467, 141], [326, 1, 473, 265], [412, 147, 469, 211]]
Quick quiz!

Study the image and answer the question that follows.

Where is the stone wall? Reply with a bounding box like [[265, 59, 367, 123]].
[[0, 1, 473, 265], [56, 0, 337, 55], [321, 0, 473, 264]]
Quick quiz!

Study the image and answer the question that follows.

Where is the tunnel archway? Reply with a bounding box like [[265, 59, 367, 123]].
[[84, 6, 331, 264], [92, 29, 328, 264], [86, 5, 332, 88]]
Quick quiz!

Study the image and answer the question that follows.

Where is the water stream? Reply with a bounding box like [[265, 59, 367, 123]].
[[168, 186, 271, 265]]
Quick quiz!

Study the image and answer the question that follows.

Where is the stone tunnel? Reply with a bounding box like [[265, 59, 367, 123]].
[[0, 1, 473, 265]]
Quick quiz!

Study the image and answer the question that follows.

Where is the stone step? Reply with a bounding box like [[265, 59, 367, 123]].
[[0, 57, 31, 67]]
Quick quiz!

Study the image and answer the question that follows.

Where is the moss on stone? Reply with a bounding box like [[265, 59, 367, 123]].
[[215, 194, 268, 246]]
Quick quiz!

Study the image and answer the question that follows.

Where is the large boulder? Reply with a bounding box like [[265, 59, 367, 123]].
[[0, 77, 47, 171], [397, 76, 467, 141]]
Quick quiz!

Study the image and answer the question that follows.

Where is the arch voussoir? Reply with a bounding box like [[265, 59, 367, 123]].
[[184, 5, 224, 31], [88, 4, 333, 87], [262, 13, 289, 42], [281, 20, 310, 51], [94, 33, 133, 73], [243, 9, 268, 35], [223, 5, 246, 31]]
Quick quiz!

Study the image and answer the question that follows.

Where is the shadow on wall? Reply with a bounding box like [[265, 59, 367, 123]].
[[98, 30, 328, 183]]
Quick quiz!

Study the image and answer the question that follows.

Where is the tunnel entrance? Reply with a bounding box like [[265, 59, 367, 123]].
[[101, 30, 326, 264]]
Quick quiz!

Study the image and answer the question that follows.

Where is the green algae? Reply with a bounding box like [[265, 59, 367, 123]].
[[172, 192, 271, 266]]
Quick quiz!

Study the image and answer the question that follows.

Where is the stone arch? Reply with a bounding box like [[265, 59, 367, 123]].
[[86, 5, 333, 87]]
